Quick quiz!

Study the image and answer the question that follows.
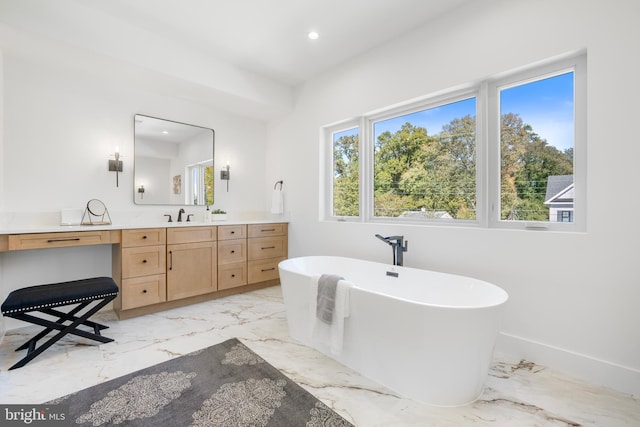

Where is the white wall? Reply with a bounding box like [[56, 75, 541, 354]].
[[266, 0, 640, 396], [1, 54, 267, 214], [0, 52, 269, 329]]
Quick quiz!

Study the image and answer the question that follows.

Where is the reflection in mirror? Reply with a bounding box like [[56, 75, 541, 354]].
[[134, 115, 214, 205]]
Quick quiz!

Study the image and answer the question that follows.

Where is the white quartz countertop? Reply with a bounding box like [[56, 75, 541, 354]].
[[0, 219, 288, 235]]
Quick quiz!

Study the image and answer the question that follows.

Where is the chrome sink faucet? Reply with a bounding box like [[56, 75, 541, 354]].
[[375, 234, 408, 266], [177, 208, 185, 222]]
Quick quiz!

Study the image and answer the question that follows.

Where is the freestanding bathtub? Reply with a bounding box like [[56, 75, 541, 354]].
[[278, 256, 508, 406]]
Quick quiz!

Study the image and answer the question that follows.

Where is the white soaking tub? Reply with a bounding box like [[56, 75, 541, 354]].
[[278, 256, 508, 406]]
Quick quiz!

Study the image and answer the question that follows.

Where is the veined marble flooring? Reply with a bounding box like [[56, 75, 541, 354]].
[[1, 286, 638, 426]]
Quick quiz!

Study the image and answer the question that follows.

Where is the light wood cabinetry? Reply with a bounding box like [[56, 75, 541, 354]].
[[247, 224, 287, 284], [217, 225, 248, 291], [8, 230, 117, 251], [77, 222, 284, 318], [1, 221, 287, 319], [118, 228, 167, 311], [167, 227, 217, 300]]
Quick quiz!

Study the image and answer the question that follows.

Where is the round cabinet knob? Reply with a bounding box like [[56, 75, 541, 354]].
[[143, 235, 148, 239], [143, 289, 147, 293], [231, 274, 236, 278], [142, 259, 147, 263], [231, 231, 235, 234], [231, 250, 235, 254]]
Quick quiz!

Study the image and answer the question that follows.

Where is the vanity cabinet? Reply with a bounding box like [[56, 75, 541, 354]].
[[166, 227, 217, 300], [20, 221, 291, 319], [247, 223, 287, 284], [1, 221, 287, 320], [118, 228, 167, 310], [217, 225, 248, 291]]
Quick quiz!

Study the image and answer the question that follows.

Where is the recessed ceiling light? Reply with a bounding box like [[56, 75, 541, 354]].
[[307, 31, 319, 40], [162, 130, 169, 134]]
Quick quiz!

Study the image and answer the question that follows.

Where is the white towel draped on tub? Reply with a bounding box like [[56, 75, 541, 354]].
[[309, 274, 353, 355]]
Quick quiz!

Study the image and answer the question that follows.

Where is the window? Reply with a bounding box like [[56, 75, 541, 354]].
[[489, 53, 586, 230], [188, 162, 213, 205], [558, 211, 573, 222], [498, 72, 575, 223], [372, 97, 477, 220], [331, 127, 360, 217], [324, 53, 585, 231]]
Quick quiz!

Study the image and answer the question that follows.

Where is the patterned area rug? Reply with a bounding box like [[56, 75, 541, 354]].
[[47, 338, 353, 426]]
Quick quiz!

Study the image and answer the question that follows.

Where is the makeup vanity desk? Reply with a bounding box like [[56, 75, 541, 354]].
[[0, 220, 288, 319]]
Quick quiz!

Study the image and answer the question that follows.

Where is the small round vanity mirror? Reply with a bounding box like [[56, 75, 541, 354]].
[[81, 199, 112, 225]]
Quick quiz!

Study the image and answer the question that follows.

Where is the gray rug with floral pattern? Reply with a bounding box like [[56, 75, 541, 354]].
[[47, 338, 353, 426]]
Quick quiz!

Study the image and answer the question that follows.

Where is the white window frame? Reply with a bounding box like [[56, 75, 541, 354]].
[[487, 53, 586, 232], [323, 120, 362, 222], [187, 160, 213, 206], [322, 52, 586, 233], [364, 89, 482, 226]]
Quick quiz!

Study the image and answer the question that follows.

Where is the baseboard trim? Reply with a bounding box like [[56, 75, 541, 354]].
[[496, 332, 640, 398]]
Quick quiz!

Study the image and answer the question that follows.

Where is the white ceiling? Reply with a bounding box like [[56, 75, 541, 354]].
[[4, 0, 471, 86], [0, 0, 472, 118], [80, 0, 471, 85]]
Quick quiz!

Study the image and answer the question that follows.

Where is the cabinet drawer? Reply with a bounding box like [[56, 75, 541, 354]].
[[218, 239, 247, 265], [218, 262, 248, 290], [8, 231, 112, 251], [248, 223, 286, 238], [122, 228, 166, 247], [218, 225, 247, 240], [122, 245, 166, 278], [248, 236, 286, 261], [248, 258, 285, 284], [121, 274, 166, 310], [167, 226, 216, 244]]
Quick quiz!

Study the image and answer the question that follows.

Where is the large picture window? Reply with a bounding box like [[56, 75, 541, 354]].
[[372, 97, 477, 220], [324, 53, 586, 231]]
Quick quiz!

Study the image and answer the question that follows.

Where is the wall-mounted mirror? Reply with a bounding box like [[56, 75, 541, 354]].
[[134, 114, 214, 205]]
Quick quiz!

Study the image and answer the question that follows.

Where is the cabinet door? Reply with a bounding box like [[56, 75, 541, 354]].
[[167, 241, 217, 300]]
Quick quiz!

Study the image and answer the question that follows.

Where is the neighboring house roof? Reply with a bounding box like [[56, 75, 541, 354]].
[[544, 175, 574, 205], [400, 209, 453, 219]]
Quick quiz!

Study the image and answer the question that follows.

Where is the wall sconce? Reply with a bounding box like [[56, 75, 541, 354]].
[[138, 184, 145, 199], [220, 161, 230, 192], [108, 146, 123, 187]]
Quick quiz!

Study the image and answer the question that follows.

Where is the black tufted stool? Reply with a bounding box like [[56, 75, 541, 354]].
[[1, 277, 119, 370]]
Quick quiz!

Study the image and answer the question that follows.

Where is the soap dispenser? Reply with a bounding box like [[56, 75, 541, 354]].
[[204, 205, 211, 223]]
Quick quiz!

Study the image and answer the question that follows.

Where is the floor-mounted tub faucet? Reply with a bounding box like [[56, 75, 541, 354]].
[[375, 234, 408, 266]]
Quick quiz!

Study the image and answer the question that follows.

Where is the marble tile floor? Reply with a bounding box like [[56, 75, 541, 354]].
[[1, 286, 638, 426]]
